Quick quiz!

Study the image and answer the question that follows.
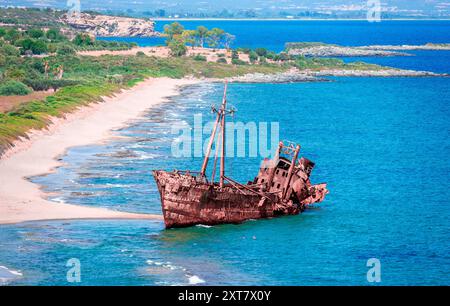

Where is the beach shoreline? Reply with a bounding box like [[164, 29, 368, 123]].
[[0, 77, 198, 225]]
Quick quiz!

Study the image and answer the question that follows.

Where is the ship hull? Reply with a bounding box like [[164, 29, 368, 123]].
[[153, 171, 288, 228]]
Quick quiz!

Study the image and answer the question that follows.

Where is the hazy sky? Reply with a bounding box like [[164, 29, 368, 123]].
[[3, 0, 450, 16]]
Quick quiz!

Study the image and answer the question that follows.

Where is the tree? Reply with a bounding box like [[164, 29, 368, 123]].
[[18, 38, 48, 55], [249, 50, 258, 63], [255, 47, 268, 57], [4, 28, 21, 43], [163, 22, 184, 44], [195, 26, 208, 48], [168, 36, 187, 57], [73, 33, 93, 46], [27, 28, 44, 39], [0, 28, 6, 37], [223, 33, 235, 50], [266, 51, 277, 60], [206, 28, 225, 50], [181, 30, 196, 48], [46, 28, 64, 41]]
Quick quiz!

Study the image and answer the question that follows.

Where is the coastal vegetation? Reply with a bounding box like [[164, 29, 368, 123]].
[[163, 22, 235, 55], [0, 10, 399, 156], [0, 23, 283, 154]]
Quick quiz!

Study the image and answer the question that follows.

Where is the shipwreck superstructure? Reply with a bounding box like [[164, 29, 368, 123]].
[[153, 83, 328, 228]]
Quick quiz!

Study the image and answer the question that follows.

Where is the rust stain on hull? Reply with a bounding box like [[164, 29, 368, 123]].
[[153, 145, 328, 229]]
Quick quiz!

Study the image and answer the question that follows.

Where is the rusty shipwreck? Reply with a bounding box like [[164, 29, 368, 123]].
[[153, 83, 328, 229]]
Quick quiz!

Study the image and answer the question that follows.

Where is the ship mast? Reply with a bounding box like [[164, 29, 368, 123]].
[[219, 83, 227, 188], [200, 82, 229, 188]]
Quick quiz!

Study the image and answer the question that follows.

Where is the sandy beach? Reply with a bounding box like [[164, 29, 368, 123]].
[[0, 77, 198, 225]]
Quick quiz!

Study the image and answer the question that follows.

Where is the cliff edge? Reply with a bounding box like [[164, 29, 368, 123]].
[[60, 13, 160, 37]]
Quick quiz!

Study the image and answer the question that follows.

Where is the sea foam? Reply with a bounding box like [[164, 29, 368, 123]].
[[0, 266, 23, 285], [188, 275, 206, 285]]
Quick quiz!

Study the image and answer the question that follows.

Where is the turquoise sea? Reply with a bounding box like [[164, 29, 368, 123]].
[[1, 21, 449, 285]]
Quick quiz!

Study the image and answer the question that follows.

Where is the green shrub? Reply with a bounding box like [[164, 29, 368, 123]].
[[56, 45, 76, 55], [5, 68, 26, 81], [278, 52, 291, 61], [27, 28, 44, 39], [216, 58, 227, 64], [73, 33, 93, 46], [168, 38, 187, 57], [47, 44, 57, 53], [231, 50, 239, 60], [249, 51, 258, 63], [193, 54, 207, 61], [266, 51, 277, 60], [23, 78, 79, 91], [18, 38, 48, 55], [136, 51, 146, 56], [255, 48, 268, 57], [237, 47, 250, 54], [0, 44, 20, 56], [46, 28, 64, 41], [4, 28, 21, 43], [231, 58, 247, 65], [0, 80, 32, 96]]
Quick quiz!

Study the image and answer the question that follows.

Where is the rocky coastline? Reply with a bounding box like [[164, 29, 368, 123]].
[[286, 42, 450, 58], [60, 13, 160, 37], [357, 43, 450, 51], [226, 68, 447, 83], [287, 45, 410, 57]]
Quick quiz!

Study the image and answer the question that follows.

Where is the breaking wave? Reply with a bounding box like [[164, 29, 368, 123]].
[[0, 266, 23, 285], [146, 260, 206, 285], [188, 275, 206, 285]]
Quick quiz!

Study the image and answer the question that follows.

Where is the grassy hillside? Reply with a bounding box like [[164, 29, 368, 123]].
[[0, 7, 66, 27]]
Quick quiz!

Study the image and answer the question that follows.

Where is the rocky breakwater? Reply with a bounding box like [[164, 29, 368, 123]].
[[60, 13, 160, 37]]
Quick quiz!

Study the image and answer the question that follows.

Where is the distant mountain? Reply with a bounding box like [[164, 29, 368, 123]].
[[3, 0, 450, 19]]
